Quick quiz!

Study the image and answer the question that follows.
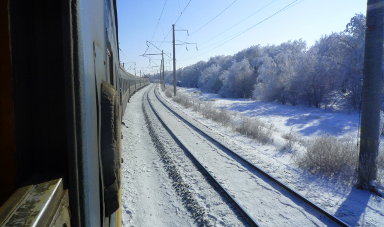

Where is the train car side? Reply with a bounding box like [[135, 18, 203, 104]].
[[0, 0, 148, 226]]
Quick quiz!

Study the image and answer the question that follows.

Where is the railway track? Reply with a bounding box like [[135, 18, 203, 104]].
[[144, 88, 258, 226], [147, 85, 349, 226]]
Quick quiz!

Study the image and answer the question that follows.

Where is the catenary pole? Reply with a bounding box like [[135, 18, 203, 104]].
[[357, 0, 384, 191], [172, 24, 176, 96], [161, 50, 165, 89]]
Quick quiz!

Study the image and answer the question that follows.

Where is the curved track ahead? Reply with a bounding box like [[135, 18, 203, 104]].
[[145, 88, 259, 226], [147, 85, 349, 227]]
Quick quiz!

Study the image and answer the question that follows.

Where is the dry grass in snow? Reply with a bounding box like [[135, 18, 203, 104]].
[[163, 86, 384, 185]]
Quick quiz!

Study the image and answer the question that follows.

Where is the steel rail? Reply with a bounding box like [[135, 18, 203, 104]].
[[153, 86, 349, 227], [145, 87, 260, 227]]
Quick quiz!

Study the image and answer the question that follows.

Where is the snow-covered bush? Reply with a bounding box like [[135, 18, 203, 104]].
[[380, 110, 384, 136], [191, 99, 203, 112], [296, 136, 358, 178], [169, 91, 231, 126], [282, 129, 299, 152], [378, 147, 384, 186], [164, 86, 173, 98], [169, 92, 273, 144], [234, 117, 272, 144], [200, 103, 231, 125], [172, 93, 193, 108]]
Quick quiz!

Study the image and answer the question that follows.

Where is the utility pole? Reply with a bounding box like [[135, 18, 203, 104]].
[[140, 47, 167, 86], [357, 0, 384, 191], [172, 24, 176, 96], [141, 40, 172, 87], [171, 25, 196, 95], [140, 70, 142, 77], [159, 59, 162, 84], [161, 50, 165, 89]]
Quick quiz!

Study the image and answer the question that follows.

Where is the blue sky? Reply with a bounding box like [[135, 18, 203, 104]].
[[117, 0, 366, 75]]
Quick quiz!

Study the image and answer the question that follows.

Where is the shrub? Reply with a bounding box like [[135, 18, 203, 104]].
[[296, 136, 358, 178], [203, 104, 231, 126], [377, 146, 384, 186], [164, 86, 173, 98], [282, 129, 298, 152], [171, 91, 272, 145], [172, 93, 193, 108], [234, 117, 272, 144], [192, 100, 203, 112]]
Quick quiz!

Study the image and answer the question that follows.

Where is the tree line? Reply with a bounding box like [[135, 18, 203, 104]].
[[161, 14, 367, 110]]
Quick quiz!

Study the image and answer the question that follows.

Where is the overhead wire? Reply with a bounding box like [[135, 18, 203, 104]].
[[150, 0, 168, 41], [143, 0, 168, 56], [158, 28, 173, 50], [183, 0, 302, 63], [179, 0, 279, 64], [143, 0, 192, 73], [198, 0, 279, 49], [174, 0, 192, 25], [213, 0, 300, 49], [191, 0, 240, 36], [158, 0, 192, 52], [119, 48, 132, 67]]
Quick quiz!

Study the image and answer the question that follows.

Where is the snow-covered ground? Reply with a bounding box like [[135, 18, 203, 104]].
[[121, 87, 193, 226], [180, 88, 362, 139], [159, 86, 384, 226], [121, 86, 244, 226], [150, 88, 341, 226]]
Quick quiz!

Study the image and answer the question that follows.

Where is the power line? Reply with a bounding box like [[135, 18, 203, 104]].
[[145, 41, 172, 59], [191, 0, 240, 36], [174, 0, 192, 25], [158, 0, 192, 52], [158, 28, 173, 50], [186, 0, 301, 62], [150, 0, 168, 41], [144, 0, 169, 57], [218, 0, 299, 46], [146, 40, 172, 43], [199, 0, 279, 49], [119, 47, 132, 63]]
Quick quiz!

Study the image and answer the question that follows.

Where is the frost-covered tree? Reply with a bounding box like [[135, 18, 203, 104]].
[[253, 40, 306, 104], [169, 14, 366, 110], [198, 64, 222, 93], [340, 14, 365, 108], [300, 14, 365, 109], [219, 59, 255, 98]]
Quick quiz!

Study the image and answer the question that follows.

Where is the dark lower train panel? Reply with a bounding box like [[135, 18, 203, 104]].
[[0, 179, 70, 226], [0, 0, 148, 226]]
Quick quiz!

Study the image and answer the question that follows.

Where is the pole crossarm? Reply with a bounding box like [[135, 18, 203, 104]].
[[141, 53, 162, 56], [171, 24, 198, 96], [146, 41, 172, 58], [175, 28, 189, 36]]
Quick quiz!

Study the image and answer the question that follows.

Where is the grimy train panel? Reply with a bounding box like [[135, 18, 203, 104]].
[[0, 0, 149, 226]]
